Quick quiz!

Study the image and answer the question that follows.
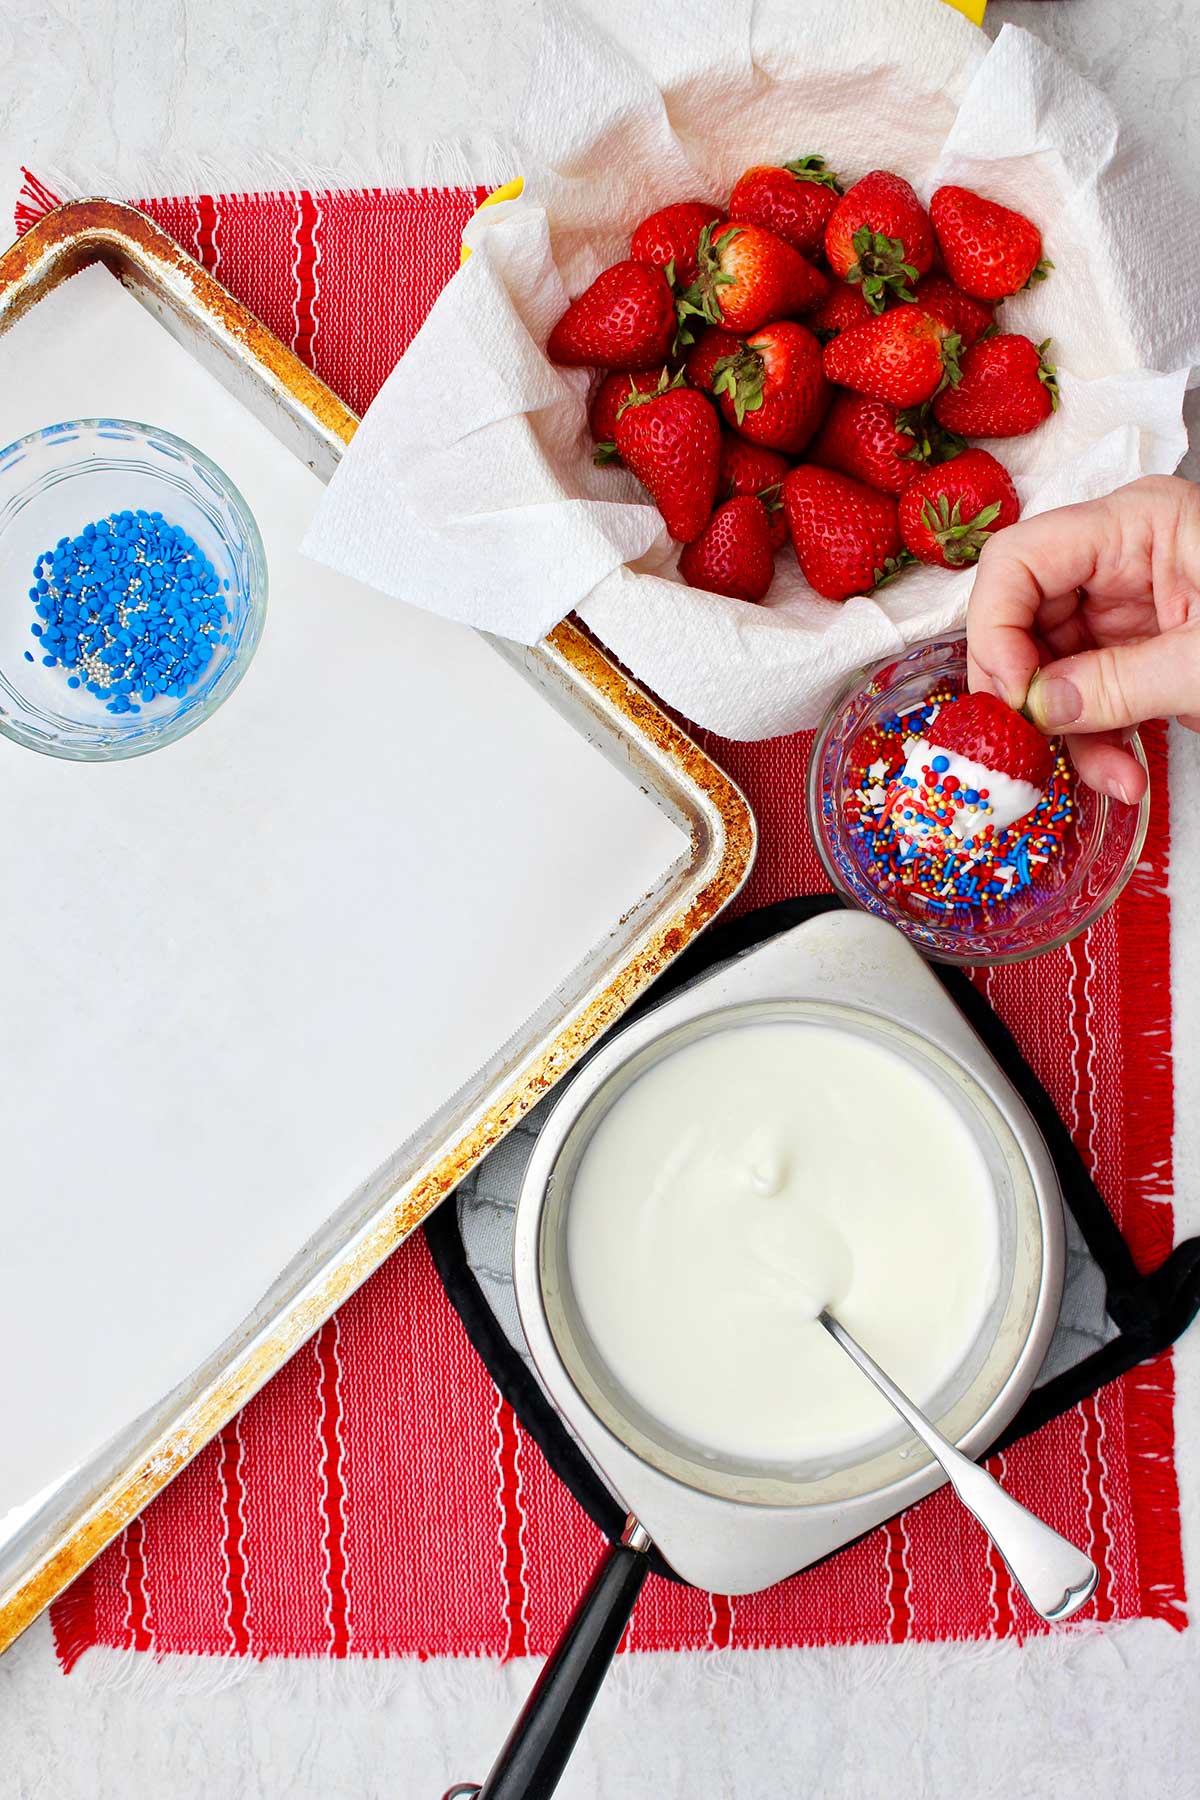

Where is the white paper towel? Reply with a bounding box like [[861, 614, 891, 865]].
[[304, 1, 1200, 741]]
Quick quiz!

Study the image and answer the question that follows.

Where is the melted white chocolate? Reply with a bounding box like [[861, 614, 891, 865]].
[[567, 1020, 999, 1465]]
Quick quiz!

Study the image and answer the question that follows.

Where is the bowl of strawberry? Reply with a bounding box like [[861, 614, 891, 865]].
[[550, 165, 1055, 609], [807, 636, 1149, 965]]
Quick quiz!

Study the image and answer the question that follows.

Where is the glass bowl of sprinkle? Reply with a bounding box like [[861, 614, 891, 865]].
[[808, 635, 1149, 966], [0, 418, 266, 761]]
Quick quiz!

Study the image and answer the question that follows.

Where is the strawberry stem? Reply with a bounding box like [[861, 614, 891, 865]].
[[845, 227, 919, 312], [936, 331, 963, 393], [873, 552, 916, 589], [780, 153, 842, 192], [675, 223, 741, 334], [615, 368, 682, 422], [1036, 338, 1060, 412], [712, 346, 766, 424], [919, 494, 1003, 566]]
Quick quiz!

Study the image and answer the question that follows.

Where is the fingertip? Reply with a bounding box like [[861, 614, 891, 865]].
[[1065, 735, 1147, 806]]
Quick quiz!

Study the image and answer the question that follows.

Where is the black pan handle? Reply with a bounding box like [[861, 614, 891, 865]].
[[447, 1518, 652, 1800]]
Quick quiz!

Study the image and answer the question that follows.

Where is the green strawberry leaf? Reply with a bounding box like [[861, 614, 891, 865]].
[[1023, 257, 1054, 290], [712, 347, 766, 424], [846, 228, 919, 312], [920, 495, 1004, 566], [593, 441, 621, 466], [662, 257, 677, 290], [936, 330, 964, 393], [1036, 338, 1060, 411], [781, 153, 843, 193], [873, 552, 916, 590], [757, 481, 784, 513]]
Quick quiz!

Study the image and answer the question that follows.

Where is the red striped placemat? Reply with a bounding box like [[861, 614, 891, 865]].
[[12, 174, 1182, 1664]]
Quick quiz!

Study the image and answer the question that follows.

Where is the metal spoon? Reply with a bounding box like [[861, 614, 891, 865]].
[[819, 1309, 1098, 1623]]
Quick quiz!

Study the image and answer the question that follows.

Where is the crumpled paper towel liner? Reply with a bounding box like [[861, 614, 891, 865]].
[[304, 0, 1200, 741]]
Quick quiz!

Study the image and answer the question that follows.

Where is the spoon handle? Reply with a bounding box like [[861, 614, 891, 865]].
[[819, 1311, 1097, 1624]]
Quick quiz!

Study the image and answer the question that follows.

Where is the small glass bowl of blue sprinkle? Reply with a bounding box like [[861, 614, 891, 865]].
[[0, 419, 267, 760]]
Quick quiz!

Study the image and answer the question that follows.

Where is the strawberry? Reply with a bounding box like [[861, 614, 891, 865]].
[[781, 466, 904, 602], [679, 496, 776, 603], [711, 320, 828, 455], [614, 372, 721, 542], [907, 273, 995, 349], [808, 392, 949, 497], [823, 308, 960, 408], [933, 335, 1058, 438], [684, 323, 743, 392], [930, 186, 1049, 302], [588, 370, 668, 463], [547, 260, 676, 369], [728, 154, 843, 260], [898, 448, 1020, 568], [824, 171, 935, 310], [718, 436, 791, 549], [677, 221, 829, 338], [631, 200, 723, 288], [930, 690, 1053, 791], [806, 284, 876, 345]]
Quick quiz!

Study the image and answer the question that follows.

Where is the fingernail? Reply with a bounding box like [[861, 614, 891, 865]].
[[1028, 673, 1082, 729], [1115, 781, 1135, 806]]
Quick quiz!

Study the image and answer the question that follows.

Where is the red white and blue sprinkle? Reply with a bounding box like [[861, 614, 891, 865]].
[[844, 690, 1076, 917], [27, 511, 231, 716]]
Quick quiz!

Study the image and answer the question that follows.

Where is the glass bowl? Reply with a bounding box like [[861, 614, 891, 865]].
[[807, 636, 1149, 966], [0, 419, 267, 760]]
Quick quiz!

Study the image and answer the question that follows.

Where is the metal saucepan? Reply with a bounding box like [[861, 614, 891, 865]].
[[450, 913, 1065, 1799]]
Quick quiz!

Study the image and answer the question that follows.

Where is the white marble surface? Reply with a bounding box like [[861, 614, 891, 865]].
[[2, 3, 1200, 1797]]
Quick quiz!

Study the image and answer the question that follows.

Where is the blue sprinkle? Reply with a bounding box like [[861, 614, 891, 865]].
[[931, 754, 950, 774], [23, 650, 33, 662], [67, 676, 81, 689]]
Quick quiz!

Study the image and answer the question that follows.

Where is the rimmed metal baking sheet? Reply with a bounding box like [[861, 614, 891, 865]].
[[0, 200, 754, 1653]]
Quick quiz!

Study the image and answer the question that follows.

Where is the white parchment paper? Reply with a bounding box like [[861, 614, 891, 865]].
[[0, 265, 685, 1534]]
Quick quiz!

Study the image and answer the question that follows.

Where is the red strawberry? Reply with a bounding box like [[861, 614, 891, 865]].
[[684, 323, 742, 392], [781, 466, 904, 602], [547, 260, 676, 369], [718, 436, 791, 549], [933, 335, 1058, 438], [631, 200, 723, 288], [806, 284, 876, 345], [588, 370, 668, 462], [824, 171, 935, 310], [823, 308, 960, 408], [908, 273, 995, 349], [614, 373, 721, 542], [931, 690, 1053, 790], [898, 448, 1020, 568], [728, 154, 843, 260], [930, 186, 1049, 302], [679, 496, 776, 603], [711, 320, 828, 455], [678, 221, 829, 337], [808, 392, 946, 497]]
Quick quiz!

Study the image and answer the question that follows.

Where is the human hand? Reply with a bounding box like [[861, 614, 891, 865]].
[[965, 475, 1200, 804]]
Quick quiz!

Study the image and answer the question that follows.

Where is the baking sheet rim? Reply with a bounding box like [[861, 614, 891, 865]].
[[0, 199, 755, 1656]]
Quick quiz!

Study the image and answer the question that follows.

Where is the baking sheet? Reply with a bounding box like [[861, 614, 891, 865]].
[[0, 264, 693, 1549]]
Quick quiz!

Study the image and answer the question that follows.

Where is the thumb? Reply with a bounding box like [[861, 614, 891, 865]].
[[1026, 633, 1200, 735]]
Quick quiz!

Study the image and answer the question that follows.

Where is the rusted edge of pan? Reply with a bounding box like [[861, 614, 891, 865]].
[[0, 199, 755, 1655]]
